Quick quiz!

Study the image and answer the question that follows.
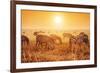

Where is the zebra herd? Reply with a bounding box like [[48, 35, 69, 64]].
[[21, 31, 90, 62], [21, 31, 89, 51]]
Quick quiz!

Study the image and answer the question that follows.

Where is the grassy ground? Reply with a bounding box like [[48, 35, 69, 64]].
[[21, 41, 90, 63]]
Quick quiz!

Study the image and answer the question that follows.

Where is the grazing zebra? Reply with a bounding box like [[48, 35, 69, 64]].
[[69, 36, 77, 54], [50, 34, 62, 44], [63, 33, 73, 43], [21, 35, 29, 47], [21, 35, 30, 62], [34, 32, 55, 50]]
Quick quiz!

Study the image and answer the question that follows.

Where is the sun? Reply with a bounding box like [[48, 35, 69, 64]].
[[55, 16, 62, 24], [54, 15, 63, 30]]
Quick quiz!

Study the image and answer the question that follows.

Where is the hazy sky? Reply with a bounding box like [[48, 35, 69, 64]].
[[21, 10, 90, 31]]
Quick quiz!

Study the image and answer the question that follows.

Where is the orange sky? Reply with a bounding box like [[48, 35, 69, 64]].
[[21, 10, 90, 31]]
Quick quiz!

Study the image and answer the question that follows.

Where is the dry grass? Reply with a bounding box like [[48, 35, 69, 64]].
[[21, 42, 90, 63]]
